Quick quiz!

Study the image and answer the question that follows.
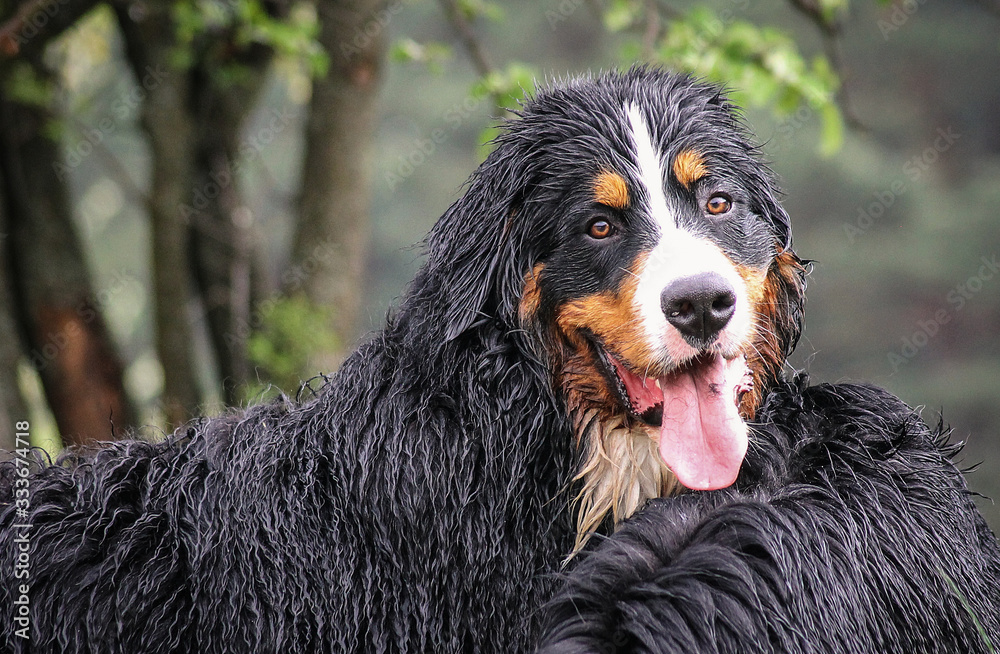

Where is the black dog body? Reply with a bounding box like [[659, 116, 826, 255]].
[[4, 316, 577, 652], [3, 67, 999, 653], [538, 379, 1000, 653]]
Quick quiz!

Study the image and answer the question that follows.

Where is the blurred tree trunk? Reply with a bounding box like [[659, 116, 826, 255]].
[[116, 2, 279, 412], [0, 0, 391, 432], [188, 40, 277, 407], [0, 183, 28, 454], [0, 70, 135, 447], [292, 0, 388, 368], [189, 115, 258, 407], [114, 3, 202, 426]]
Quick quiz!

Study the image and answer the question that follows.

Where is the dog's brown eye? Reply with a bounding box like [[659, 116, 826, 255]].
[[588, 219, 613, 239], [706, 194, 732, 215]]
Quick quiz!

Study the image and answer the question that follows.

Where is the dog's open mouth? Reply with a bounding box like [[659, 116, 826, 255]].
[[596, 344, 753, 491]]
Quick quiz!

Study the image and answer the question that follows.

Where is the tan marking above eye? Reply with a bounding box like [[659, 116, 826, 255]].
[[593, 171, 630, 209], [673, 149, 708, 189]]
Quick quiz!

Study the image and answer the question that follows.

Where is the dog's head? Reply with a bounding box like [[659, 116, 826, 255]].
[[425, 67, 806, 548]]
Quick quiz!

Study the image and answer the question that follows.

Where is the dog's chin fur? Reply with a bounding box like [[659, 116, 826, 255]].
[[571, 408, 682, 554]]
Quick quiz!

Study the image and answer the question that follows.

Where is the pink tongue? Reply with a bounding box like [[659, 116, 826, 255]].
[[613, 355, 749, 490], [657, 355, 748, 490]]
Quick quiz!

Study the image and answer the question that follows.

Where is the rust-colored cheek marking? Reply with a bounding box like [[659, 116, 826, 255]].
[[673, 149, 708, 189], [519, 263, 545, 324], [738, 250, 806, 418], [736, 264, 769, 318], [554, 252, 665, 388], [735, 263, 769, 419], [593, 171, 630, 209]]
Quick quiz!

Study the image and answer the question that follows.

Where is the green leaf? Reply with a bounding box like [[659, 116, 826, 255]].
[[390, 38, 454, 72], [652, 7, 843, 154], [472, 61, 537, 111], [170, 0, 328, 79], [817, 0, 849, 21], [470, 62, 536, 159], [818, 101, 844, 156], [604, 0, 643, 32], [3, 62, 55, 109], [456, 0, 505, 22]]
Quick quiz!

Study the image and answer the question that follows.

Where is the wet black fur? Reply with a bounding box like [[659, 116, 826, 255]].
[[537, 379, 1000, 653], [2, 67, 999, 653]]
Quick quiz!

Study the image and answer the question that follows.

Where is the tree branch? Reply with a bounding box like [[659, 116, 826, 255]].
[[820, 30, 866, 132], [436, 0, 518, 117], [435, 0, 494, 79], [0, 0, 100, 59], [641, 0, 661, 60], [786, 0, 866, 132]]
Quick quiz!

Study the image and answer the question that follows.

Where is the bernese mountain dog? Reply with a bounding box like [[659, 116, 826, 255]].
[[2, 66, 998, 653]]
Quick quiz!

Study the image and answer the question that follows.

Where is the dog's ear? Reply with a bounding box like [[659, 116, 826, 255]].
[[764, 248, 807, 360], [742, 245, 807, 417], [737, 185, 807, 416], [423, 144, 533, 342], [757, 175, 793, 255], [761, 187, 804, 358]]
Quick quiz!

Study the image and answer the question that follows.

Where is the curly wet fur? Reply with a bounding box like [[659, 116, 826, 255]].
[[1, 322, 578, 652], [2, 67, 999, 653], [538, 378, 1000, 653]]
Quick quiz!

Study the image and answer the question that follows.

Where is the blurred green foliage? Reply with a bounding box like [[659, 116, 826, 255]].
[[391, 37, 454, 71], [654, 8, 843, 154], [172, 0, 328, 79], [3, 61, 65, 143], [397, 0, 844, 156], [244, 295, 339, 401], [454, 0, 506, 22], [3, 61, 56, 108]]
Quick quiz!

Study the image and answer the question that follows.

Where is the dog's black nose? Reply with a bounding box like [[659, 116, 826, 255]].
[[661, 273, 737, 344]]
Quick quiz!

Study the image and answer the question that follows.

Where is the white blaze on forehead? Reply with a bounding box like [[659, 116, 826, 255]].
[[626, 103, 670, 226], [624, 103, 752, 363]]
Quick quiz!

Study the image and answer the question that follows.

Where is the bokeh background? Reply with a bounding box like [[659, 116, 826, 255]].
[[1, 0, 998, 529]]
